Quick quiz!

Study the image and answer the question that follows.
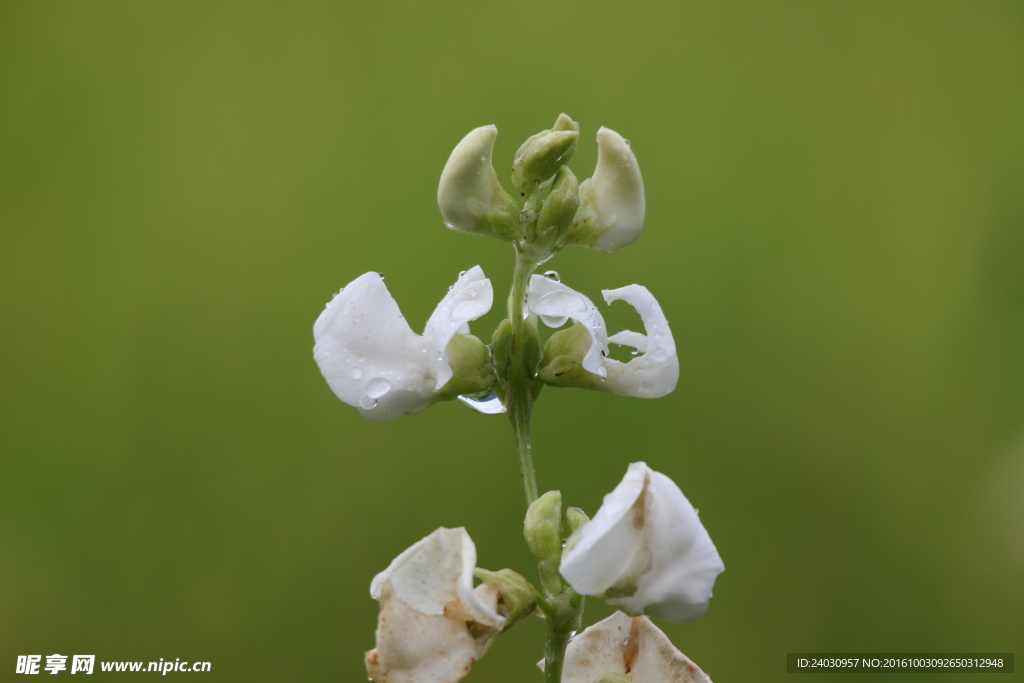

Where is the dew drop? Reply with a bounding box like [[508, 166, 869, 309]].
[[457, 389, 506, 415], [625, 139, 631, 146], [652, 348, 668, 363], [378, 273, 385, 280], [631, 347, 640, 356], [366, 377, 391, 399], [358, 395, 377, 409], [350, 367, 362, 380], [543, 270, 560, 282], [459, 270, 467, 278]]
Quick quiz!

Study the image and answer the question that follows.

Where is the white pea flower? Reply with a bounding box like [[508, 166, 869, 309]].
[[541, 611, 713, 683], [366, 527, 505, 683], [570, 127, 645, 253], [528, 276, 679, 398], [560, 462, 724, 623], [313, 267, 493, 421]]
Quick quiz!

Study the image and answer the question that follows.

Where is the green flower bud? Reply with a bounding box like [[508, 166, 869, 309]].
[[490, 319, 514, 383], [525, 491, 565, 595], [564, 506, 589, 537], [537, 322, 604, 390], [593, 674, 633, 683], [551, 112, 580, 134], [474, 568, 538, 628], [512, 115, 580, 192], [537, 166, 580, 241], [438, 125, 522, 241], [437, 333, 496, 399], [491, 316, 542, 395]]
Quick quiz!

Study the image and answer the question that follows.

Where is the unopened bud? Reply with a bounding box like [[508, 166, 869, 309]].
[[525, 491, 565, 595], [538, 322, 604, 391], [437, 333, 495, 398], [474, 568, 538, 628], [564, 506, 589, 536], [536, 166, 580, 240], [593, 674, 633, 683], [512, 115, 580, 192]]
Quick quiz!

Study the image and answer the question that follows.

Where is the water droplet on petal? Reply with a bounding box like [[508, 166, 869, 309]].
[[366, 377, 391, 399], [358, 395, 377, 409], [378, 273, 385, 280], [459, 270, 467, 278], [652, 348, 668, 363], [457, 389, 506, 415], [631, 347, 640, 356], [543, 270, 560, 282], [350, 367, 362, 379]]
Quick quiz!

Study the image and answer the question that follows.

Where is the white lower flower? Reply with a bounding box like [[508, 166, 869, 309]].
[[527, 276, 678, 397], [313, 266, 492, 421], [542, 611, 713, 682], [559, 462, 724, 622], [366, 527, 505, 683]]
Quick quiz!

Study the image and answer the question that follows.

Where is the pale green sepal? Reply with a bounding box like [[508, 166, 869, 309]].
[[538, 322, 606, 391], [474, 568, 539, 629], [537, 166, 580, 241], [564, 127, 645, 253], [438, 125, 522, 241], [512, 115, 580, 192], [593, 674, 632, 683], [436, 333, 496, 399], [524, 491, 565, 595]]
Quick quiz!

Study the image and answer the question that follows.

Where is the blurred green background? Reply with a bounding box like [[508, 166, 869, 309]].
[[2, 1, 1022, 681]]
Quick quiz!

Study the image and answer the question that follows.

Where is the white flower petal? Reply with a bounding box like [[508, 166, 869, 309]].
[[559, 464, 648, 595], [313, 272, 434, 421], [542, 611, 713, 683], [438, 125, 501, 234], [313, 269, 493, 421], [575, 127, 645, 253], [601, 285, 679, 398], [423, 266, 493, 390], [608, 330, 648, 353], [527, 275, 608, 377], [366, 528, 504, 683], [560, 463, 724, 623]]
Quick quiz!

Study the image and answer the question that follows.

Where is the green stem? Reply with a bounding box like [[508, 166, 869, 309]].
[[543, 622, 571, 683], [507, 249, 539, 506]]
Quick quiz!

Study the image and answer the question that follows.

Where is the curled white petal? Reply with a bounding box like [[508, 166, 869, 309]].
[[541, 611, 713, 682], [423, 266, 493, 390], [367, 527, 504, 683], [601, 284, 679, 398], [438, 125, 500, 234], [560, 462, 724, 623], [576, 127, 645, 253], [527, 275, 608, 377], [313, 269, 492, 421]]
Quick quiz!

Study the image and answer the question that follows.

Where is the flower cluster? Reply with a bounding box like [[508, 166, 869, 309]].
[[312, 115, 725, 683]]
